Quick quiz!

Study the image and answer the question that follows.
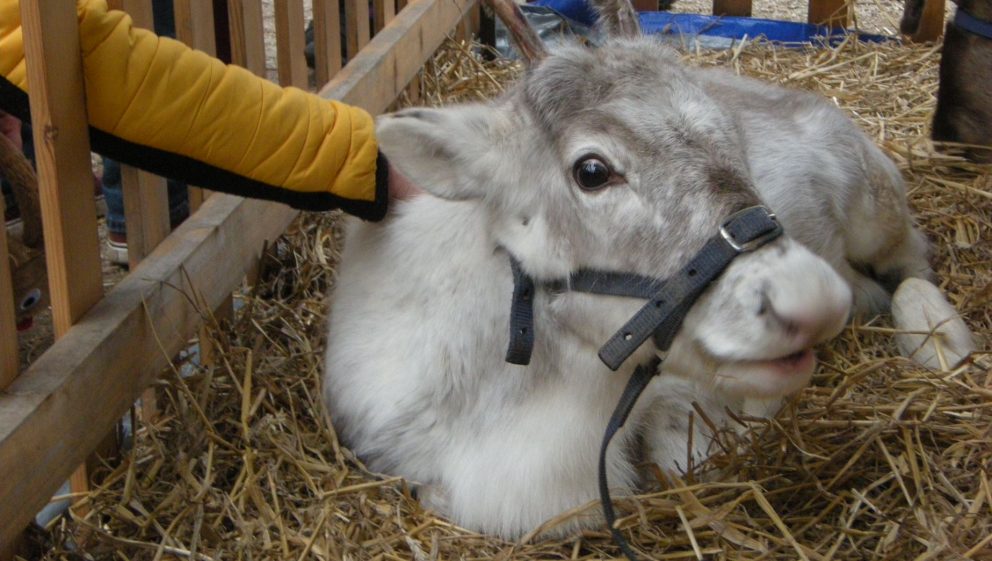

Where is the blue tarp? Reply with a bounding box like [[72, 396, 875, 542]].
[[530, 0, 892, 47], [638, 12, 890, 45]]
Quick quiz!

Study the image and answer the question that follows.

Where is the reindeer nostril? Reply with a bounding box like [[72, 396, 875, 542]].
[[757, 290, 771, 316]]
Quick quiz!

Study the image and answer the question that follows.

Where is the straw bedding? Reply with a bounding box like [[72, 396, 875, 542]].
[[33, 36, 990, 561]]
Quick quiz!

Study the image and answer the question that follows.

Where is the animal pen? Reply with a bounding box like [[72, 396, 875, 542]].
[[1, 0, 990, 560]]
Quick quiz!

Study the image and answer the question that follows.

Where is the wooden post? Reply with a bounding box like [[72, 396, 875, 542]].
[[345, 0, 372, 61], [21, 0, 105, 506], [808, 0, 850, 27], [713, 0, 752, 17], [275, 0, 309, 88], [0, 225, 17, 391], [313, 0, 344, 85], [174, 0, 217, 212], [374, 0, 397, 33], [227, 0, 266, 76], [174, 0, 218, 57], [911, 0, 946, 41], [105, 0, 172, 423]]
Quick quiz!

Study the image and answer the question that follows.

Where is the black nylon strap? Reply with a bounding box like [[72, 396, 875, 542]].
[[598, 207, 781, 370], [598, 357, 661, 561], [597, 235, 737, 370], [551, 270, 664, 299], [505, 206, 782, 371], [506, 256, 537, 365]]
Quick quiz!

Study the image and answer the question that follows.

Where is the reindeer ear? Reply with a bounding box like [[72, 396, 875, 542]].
[[591, 0, 642, 37], [376, 106, 500, 201]]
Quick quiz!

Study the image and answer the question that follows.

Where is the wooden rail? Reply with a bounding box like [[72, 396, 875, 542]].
[[0, 0, 476, 552]]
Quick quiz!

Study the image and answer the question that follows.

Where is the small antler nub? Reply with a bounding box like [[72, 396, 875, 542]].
[[483, 0, 549, 64], [590, 0, 642, 37], [0, 129, 42, 249]]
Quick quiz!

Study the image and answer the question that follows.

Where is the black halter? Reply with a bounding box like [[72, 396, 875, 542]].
[[503, 205, 783, 560], [954, 7, 992, 40]]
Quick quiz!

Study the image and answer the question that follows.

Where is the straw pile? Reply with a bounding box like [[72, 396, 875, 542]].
[[32, 36, 990, 561]]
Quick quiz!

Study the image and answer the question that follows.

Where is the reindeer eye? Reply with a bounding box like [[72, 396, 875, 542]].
[[19, 288, 41, 312], [572, 156, 613, 191]]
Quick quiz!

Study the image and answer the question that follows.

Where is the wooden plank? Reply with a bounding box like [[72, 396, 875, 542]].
[[275, 0, 309, 88], [174, 0, 218, 212], [345, 0, 372, 61], [20, 2, 104, 337], [374, 0, 397, 33], [911, 0, 946, 41], [116, 0, 169, 426], [122, 169, 170, 268], [321, 0, 474, 112], [21, 0, 105, 514], [713, 0, 752, 17], [174, 0, 218, 56], [808, 0, 850, 27], [0, 224, 17, 390], [313, 0, 344, 85], [0, 534, 24, 561], [0, 0, 472, 546], [227, 0, 266, 76]]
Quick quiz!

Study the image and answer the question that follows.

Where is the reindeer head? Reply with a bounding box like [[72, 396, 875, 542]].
[[378, 0, 851, 398], [2, 125, 48, 330]]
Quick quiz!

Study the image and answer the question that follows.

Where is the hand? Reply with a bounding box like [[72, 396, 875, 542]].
[[388, 164, 423, 200]]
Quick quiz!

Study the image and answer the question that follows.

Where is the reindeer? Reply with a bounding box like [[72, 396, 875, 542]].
[[902, 0, 992, 162], [1, 127, 47, 331], [323, 0, 973, 541]]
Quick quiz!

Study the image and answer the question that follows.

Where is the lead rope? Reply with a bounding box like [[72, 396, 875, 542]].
[[503, 206, 784, 560], [598, 356, 661, 561]]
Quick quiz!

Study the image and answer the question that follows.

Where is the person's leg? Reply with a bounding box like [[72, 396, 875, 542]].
[[101, 157, 129, 264]]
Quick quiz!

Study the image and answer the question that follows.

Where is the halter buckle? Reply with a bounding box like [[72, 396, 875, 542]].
[[719, 206, 782, 253]]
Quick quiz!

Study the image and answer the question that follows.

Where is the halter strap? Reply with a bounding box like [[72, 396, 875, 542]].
[[505, 206, 783, 368], [954, 8, 992, 40], [503, 205, 783, 561]]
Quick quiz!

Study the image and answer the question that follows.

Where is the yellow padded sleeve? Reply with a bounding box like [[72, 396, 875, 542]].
[[1, 0, 380, 208]]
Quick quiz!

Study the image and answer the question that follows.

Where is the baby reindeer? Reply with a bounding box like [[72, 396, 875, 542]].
[[902, 0, 992, 162], [324, 0, 973, 540]]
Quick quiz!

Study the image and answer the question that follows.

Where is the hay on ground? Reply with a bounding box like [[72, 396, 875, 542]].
[[31, 36, 991, 561]]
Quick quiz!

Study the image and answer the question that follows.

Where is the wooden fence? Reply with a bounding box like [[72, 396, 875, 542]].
[[0, 0, 477, 556]]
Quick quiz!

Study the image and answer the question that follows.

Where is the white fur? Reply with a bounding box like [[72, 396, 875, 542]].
[[892, 278, 975, 369]]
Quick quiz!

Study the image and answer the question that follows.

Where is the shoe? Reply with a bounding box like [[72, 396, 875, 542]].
[[107, 231, 128, 265]]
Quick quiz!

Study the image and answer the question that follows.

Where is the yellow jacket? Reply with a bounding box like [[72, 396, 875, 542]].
[[0, 0, 386, 218]]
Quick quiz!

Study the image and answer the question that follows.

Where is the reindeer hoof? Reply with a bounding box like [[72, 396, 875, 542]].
[[891, 278, 975, 370]]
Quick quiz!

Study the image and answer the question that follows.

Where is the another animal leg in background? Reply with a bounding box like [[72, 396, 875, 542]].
[[902, 0, 992, 162]]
